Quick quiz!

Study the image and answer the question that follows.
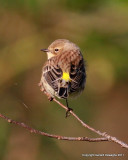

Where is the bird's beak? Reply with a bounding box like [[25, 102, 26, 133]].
[[40, 49, 49, 52]]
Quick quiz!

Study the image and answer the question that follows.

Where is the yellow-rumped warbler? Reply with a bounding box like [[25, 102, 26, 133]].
[[39, 39, 86, 116]]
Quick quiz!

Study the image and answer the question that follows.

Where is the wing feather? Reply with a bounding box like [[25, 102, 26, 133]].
[[42, 54, 86, 98], [43, 62, 62, 92], [70, 59, 86, 93]]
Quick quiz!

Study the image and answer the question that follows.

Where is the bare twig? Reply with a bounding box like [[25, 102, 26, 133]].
[[44, 91, 128, 149], [0, 113, 107, 142], [0, 91, 128, 149]]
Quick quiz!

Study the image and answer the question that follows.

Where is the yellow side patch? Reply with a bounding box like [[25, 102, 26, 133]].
[[62, 72, 71, 81]]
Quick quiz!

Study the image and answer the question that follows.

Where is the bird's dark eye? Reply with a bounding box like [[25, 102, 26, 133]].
[[55, 48, 59, 52]]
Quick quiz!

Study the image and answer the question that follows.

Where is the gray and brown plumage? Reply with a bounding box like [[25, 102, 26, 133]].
[[39, 39, 86, 116]]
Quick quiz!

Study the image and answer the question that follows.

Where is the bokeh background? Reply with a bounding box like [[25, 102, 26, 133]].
[[0, 0, 128, 159]]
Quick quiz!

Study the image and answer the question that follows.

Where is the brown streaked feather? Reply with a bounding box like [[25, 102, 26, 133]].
[[69, 58, 86, 94], [42, 50, 86, 98], [43, 60, 62, 92]]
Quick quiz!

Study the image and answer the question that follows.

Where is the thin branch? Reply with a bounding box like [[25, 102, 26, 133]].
[[0, 91, 128, 149], [0, 113, 108, 142], [44, 91, 128, 149]]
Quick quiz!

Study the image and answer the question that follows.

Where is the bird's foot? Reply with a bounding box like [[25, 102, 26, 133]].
[[48, 96, 53, 101], [38, 82, 42, 87], [38, 82, 45, 92], [40, 87, 45, 92], [38, 82, 53, 101], [65, 107, 73, 118]]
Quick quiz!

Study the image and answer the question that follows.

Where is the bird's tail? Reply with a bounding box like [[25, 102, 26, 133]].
[[58, 86, 68, 99], [58, 80, 69, 99]]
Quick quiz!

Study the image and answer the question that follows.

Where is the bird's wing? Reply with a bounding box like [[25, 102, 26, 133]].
[[42, 55, 86, 98], [43, 60, 62, 92], [70, 59, 86, 93]]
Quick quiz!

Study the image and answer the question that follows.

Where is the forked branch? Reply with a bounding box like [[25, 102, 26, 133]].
[[44, 91, 128, 149], [0, 113, 107, 142], [53, 98, 128, 148], [0, 90, 128, 149]]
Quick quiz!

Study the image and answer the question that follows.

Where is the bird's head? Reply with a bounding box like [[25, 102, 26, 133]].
[[41, 39, 80, 59]]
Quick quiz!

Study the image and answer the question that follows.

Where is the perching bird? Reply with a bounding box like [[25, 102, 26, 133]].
[[39, 39, 86, 117]]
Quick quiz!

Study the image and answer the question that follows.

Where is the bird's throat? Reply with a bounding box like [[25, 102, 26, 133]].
[[47, 52, 55, 59]]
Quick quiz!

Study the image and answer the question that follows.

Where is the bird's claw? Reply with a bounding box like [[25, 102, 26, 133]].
[[48, 96, 53, 101], [38, 82, 42, 87], [65, 107, 73, 118]]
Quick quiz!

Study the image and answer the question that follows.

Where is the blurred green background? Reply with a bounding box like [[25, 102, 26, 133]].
[[0, 0, 128, 159]]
